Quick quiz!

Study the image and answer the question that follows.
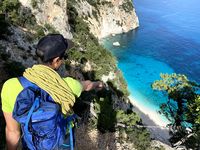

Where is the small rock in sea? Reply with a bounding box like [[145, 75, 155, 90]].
[[113, 42, 120, 46]]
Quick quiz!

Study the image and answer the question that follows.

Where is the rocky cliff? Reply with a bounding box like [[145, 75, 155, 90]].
[[19, 0, 73, 39], [72, 0, 139, 39], [18, 0, 139, 39]]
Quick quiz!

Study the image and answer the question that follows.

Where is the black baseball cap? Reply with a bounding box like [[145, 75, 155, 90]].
[[36, 34, 73, 62]]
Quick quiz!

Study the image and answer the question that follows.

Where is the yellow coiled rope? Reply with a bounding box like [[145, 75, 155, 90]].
[[23, 64, 75, 115]]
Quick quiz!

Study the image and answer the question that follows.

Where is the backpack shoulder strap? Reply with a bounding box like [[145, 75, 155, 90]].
[[24, 97, 40, 150], [18, 76, 35, 88]]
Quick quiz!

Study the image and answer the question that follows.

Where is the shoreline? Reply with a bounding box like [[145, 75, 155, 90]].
[[129, 96, 171, 145]]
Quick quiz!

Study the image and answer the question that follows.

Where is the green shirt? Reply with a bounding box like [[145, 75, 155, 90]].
[[1, 77, 82, 113]]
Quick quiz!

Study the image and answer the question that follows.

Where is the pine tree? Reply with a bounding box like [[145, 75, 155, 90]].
[[152, 73, 200, 149]]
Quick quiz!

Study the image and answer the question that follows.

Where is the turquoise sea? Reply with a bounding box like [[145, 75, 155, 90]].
[[102, 0, 200, 124]]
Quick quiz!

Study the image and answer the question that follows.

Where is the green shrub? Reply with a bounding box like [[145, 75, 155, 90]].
[[95, 97, 116, 132], [120, 0, 133, 13], [44, 23, 59, 34], [0, 0, 38, 29], [116, 20, 122, 26], [101, 1, 113, 7], [33, 25, 44, 39], [86, 0, 98, 8], [0, 14, 10, 36], [67, 0, 78, 32], [31, 0, 38, 8], [116, 110, 152, 150], [126, 127, 151, 150], [18, 7, 37, 28], [0, 0, 20, 25], [92, 10, 98, 21], [0, 0, 20, 12], [54, 0, 60, 6], [116, 110, 140, 126], [33, 24, 59, 40]]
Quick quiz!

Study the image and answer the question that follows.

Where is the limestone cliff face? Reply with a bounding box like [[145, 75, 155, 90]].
[[18, 0, 138, 39], [72, 0, 139, 39], [19, 0, 72, 39]]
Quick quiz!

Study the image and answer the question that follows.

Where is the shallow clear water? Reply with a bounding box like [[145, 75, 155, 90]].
[[102, 0, 200, 122]]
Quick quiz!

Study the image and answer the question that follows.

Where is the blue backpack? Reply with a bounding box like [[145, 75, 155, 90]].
[[13, 77, 77, 150]]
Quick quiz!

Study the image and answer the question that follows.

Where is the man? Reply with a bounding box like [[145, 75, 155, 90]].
[[1, 34, 104, 150]]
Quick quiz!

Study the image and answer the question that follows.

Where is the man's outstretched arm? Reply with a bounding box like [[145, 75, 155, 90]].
[[3, 112, 20, 150]]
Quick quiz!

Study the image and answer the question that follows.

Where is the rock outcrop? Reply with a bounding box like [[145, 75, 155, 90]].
[[18, 0, 139, 39], [19, 0, 72, 39], [73, 0, 139, 39]]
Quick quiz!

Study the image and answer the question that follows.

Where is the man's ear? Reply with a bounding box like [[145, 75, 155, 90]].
[[52, 57, 60, 63], [51, 57, 61, 69]]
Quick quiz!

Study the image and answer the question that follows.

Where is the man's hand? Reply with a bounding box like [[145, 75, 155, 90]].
[[94, 81, 104, 91], [81, 80, 105, 91]]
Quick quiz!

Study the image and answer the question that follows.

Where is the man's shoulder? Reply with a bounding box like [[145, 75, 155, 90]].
[[2, 77, 22, 94], [3, 77, 20, 87], [1, 77, 23, 113], [63, 77, 78, 83], [63, 77, 82, 97], [63, 77, 82, 88]]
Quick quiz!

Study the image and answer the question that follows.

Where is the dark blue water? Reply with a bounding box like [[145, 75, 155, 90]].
[[102, 0, 200, 123]]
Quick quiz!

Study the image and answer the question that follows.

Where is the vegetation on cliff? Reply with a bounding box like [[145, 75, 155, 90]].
[[152, 73, 200, 149], [0, 0, 59, 41], [86, 0, 133, 12]]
